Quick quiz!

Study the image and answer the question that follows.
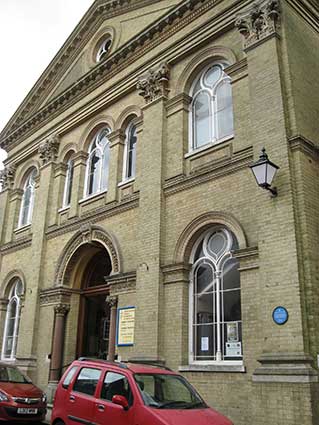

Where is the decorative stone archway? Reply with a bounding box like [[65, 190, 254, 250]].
[[55, 224, 122, 287]]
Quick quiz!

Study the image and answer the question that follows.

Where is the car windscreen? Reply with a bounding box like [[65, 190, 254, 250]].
[[134, 373, 207, 409], [0, 365, 31, 384]]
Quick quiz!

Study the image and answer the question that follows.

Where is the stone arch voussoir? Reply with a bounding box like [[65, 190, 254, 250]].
[[174, 211, 247, 264], [55, 224, 122, 287]]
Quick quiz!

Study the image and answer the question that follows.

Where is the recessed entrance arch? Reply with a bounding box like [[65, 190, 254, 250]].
[[49, 226, 121, 383]]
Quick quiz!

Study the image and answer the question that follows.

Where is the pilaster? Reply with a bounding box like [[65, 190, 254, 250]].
[[4, 189, 23, 243], [235, 0, 314, 383], [16, 134, 60, 364], [134, 62, 169, 361], [48, 163, 67, 226], [108, 130, 125, 202], [68, 151, 88, 219]]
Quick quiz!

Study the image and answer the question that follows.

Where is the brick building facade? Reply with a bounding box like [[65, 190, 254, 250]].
[[0, 0, 319, 424]]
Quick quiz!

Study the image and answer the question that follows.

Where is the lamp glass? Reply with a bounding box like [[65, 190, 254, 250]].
[[251, 162, 267, 187]]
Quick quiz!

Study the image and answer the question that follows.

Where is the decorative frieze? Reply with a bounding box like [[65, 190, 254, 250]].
[[137, 62, 170, 103], [39, 287, 74, 306], [0, 165, 16, 190], [235, 0, 281, 51], [38, 134, 60, 165]]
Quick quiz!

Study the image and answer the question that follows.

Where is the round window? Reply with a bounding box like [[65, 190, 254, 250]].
[[96, 37, 112, 62]]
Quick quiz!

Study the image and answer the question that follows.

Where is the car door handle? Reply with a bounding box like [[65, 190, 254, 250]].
[[69, 395, 75, 402], [97, 404, 105, 411]]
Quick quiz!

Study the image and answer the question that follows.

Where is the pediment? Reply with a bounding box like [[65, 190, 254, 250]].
[[0, 0, 207, 149]]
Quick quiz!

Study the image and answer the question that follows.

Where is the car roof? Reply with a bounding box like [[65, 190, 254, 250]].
[[72, 358, 177, 375]]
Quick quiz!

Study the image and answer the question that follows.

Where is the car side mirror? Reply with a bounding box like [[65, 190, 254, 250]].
[[112, 394, 129, 411]]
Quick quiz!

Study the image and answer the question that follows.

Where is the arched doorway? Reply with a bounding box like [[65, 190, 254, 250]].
[[76, 244, 112, 359]]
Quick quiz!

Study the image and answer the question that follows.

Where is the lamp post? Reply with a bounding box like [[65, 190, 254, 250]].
[[250, 148, 279, 197]]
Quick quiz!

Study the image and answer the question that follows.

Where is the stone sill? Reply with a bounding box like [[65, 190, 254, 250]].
[[179, 364, 246, 373]]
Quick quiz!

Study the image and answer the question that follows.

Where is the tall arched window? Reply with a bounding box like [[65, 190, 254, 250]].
[[190, 227, 242, 363], [18, 168, 37, 228], [62, 157, 74, 208], [123, 122, 137, 181], [84, 127, 110, 197], [190, 63, 234, 151], [1, 278, 24, 360]]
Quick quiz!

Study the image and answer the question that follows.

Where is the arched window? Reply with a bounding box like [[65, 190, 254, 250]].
[[62, 158, 74, 208], [18, 169, 36, 228], [1, 278, 24, 360], [84, 127, 110, 197], [190, 63, 234, 151], [123, 122, 137, 181], [190, 227, 242, 363]]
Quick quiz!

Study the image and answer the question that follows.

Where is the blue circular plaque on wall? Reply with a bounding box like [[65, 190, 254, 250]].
[[272, 306, 288, 325]]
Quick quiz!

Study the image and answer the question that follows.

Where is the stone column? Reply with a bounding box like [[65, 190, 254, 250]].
[[106, 295, 118, 361], [134, 63, 169, 361], [48, 163, 67, 226], [4, 189, 23, 243], [166, 94, 191, 179], [68, 151, 88, 218], [0, 165, 15, 244], [0, 298, 9, 352], [49, 304, 70, 382], [108, 130, 125, 202]]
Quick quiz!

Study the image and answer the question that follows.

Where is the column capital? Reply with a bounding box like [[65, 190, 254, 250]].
[[235, 0, 281, 51], [54, 303, 70, 316], [72, 150, 88, 167], [137, 62, 170, 104], [38, 133, 60, 166], [0, 165, 16, 191], [106, 295, 118, 308], [108, 129, 125, 147]]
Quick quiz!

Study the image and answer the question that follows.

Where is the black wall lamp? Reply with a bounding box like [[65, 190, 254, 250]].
[[250, 148, 279, 197]]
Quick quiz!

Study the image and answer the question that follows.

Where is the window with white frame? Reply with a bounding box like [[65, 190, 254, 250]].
[[84, 127, 110, 197], [96, 37, 112, 62], [189, 63, 234, 152], [1, 278, 24, 360], [62, 158, 74, 208], [18, 169, 36, 228], [190, 227, 242, 363], [123, 122, 137, 181]]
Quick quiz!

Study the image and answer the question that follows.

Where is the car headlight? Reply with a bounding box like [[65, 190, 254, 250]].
[[0, 390, 9, 402], [41, 393, 47, 403]]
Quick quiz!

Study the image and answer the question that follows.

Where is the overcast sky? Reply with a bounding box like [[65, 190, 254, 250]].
[[0, 0, 94, 170]]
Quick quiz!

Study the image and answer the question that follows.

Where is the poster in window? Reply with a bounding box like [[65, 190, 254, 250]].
[[227, 322, 239, 342], [226, 342, 242, 357], [117, 307, 135, 346]]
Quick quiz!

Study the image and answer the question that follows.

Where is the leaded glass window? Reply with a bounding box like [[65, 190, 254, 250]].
[[190, 228, 242, 363], [85, 127, 110, 197], [1, 279, 23, 360], [18, 169, 36, 228], [190, 64, 234, 151]]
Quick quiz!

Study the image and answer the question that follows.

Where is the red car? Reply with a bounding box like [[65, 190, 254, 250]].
[[51, 358, 233, 425], [0, 362, 47, 423]]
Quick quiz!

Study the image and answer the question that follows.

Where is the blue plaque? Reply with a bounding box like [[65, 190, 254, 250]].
[[272, 306, 288, 325]]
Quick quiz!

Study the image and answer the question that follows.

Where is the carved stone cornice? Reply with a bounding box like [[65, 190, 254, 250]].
[[137, 62, 170, 103], [288, 135, 319, 160], [0, 0, 213, 149], [105, 271, 136, 295], [0, 165, 16, 190], [162, 263, 191, 285], [39, 286, 75, 306], [54, 303, 70, 316], [0, 236, 32, 256], [38, 134, 60, 166], [235, 0, 281, 51]]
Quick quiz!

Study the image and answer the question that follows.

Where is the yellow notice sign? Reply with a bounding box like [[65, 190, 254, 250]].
[[117, 307, 135, 346]]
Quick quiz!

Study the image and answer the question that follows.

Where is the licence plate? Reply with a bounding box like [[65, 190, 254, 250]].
[[17, 408, 38, 414]]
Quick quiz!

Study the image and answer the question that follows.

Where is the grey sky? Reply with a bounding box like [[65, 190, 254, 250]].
[[0, 0, 94, 170]]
